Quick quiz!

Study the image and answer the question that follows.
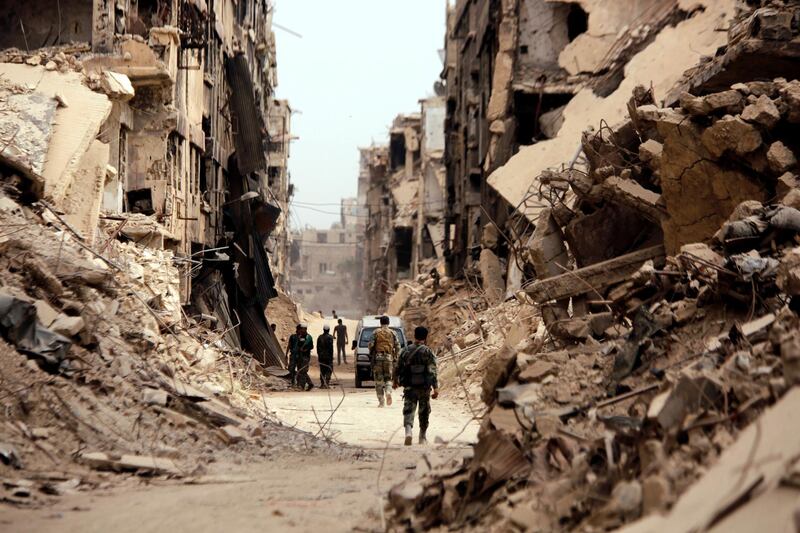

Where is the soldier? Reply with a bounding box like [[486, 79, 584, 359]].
[[333, 318, 349, 365], [294, 324, 314, 391], [394, 326, 438, 446], [317, 325, 334, 388], [285, 324, 301, 387], [368, 316, 400, 407]]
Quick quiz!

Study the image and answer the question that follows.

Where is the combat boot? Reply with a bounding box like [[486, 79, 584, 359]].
[[404, 425, 413, 446], [378, 395, 384, 407], [419, 429, 428, 445], [386, 391, 392, 406]]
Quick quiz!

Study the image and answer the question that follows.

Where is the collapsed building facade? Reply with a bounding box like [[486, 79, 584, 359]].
[[361, 97, 447, 312], [441, 0, 715, 277], [388, 0, 800, 531], [0, 0, 292, 366]]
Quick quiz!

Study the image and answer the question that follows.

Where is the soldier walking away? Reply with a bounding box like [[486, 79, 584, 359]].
[[317, 325, 334, 388], [285, 324, 301, 387], [394, 326, 438, 446], [368, 316, 400, 407], [333, 319, 349, 365], [295, 324, 314, 391]]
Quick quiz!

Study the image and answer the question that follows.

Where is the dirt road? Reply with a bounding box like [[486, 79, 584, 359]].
[[0, 327, 478, 533]]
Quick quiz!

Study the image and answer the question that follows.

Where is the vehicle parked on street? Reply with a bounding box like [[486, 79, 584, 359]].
[[352, 315, 407, 388]]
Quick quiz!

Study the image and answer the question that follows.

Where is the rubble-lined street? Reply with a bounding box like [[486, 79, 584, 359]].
[[2, 0, 800, 532], [1, 362, 477, 533]]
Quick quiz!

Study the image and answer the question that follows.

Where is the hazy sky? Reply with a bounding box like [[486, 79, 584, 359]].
[[274, 0, 447, 229]]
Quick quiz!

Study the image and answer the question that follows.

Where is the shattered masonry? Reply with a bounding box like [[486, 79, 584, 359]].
[[383, 1, 800, 532], [0, 0, 292, 366], [361, 96, 447, 313]]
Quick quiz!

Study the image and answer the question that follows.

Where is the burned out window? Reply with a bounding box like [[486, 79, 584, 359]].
[[390, 133, 406, 171], [317, 232, 327, 243], [395, 227, 413, 272], [567, 4, 588, 42]]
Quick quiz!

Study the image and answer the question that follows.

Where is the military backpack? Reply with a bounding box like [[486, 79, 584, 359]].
[[401, 344, 431, 388]]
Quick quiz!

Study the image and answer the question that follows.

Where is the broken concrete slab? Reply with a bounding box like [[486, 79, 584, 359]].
[[50, 315, 85, 337], [0, 64, 112, 205], [33, 300, 60, 328], [600, 177, 665, 224], [647, 373, 726, 431], [766, 141, 797, 174], [218, 425, 246, 444], [386, 284, 413, 316], [79, 451, 180, 476], [740, 94, 780, 128], [619, 388, 800, 533], [638, 139, 663, 167], [479, 248, 506, 305], [529, 208, 569, 278], [101, 71, 135, 101], [487, 1, 733, 220], [779, 80, 800, 123], [700, 116, 762, 158], [61, 139, 110, 245], [526, 245, 665, 303], [0, 89, 58, 182], [518, 360, 557, 383], [142, 388, 169, 406], [680, 90, 744, 116]]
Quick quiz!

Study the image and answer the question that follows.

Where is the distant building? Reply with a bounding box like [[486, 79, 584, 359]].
[[290, 204, 363, 318]]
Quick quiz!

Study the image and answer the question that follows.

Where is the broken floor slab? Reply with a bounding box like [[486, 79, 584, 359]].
[[487, 0, 736, 220], [0, 64, 111, 204], [619, 388, 800, 533], [526, 245, 665, 303], [79, 452, 180, 476], [0, 86, 58, 182]]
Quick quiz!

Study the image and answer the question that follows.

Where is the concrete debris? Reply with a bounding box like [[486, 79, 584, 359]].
[[387, 2, 800, 531], [79, 452, 180, 476], [767, 141, 798, 174]]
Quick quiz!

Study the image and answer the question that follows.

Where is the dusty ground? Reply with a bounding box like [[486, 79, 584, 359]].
[[0, 317, 477, 533]]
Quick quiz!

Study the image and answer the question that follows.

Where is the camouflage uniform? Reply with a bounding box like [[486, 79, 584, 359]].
[[368, 326, 400, 404], [395, 343, 438, 432]]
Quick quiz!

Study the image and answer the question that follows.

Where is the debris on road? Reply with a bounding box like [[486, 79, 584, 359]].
[[385, 2, 800, 530]]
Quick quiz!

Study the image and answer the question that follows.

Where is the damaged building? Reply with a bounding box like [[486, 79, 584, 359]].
[[361, 96, 448, 313], [0, 0, 292, 367], [441, 0, 713, 278], [290, 206, 363, 318], [388, 0, 800, 531]]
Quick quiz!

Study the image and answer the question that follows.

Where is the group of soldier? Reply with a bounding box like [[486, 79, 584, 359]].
[[284, 318, 349, 390], [283, 316, 439, 446]]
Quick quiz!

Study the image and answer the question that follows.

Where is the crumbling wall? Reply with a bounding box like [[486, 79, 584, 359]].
[[517, 0, 574, 73], [556, 0, 664, 76]]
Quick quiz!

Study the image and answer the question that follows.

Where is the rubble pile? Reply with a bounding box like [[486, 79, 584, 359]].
[[387, 8, 800, 528], [0, 193, 330, 507]]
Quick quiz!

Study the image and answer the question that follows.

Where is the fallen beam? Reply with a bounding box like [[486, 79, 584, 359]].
[[526, 245, 665, 303]]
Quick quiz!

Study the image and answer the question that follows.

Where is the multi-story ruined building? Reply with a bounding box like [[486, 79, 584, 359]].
[[290, 215, 363, 319], [361, 98, 447, 312], [267, 98, 294, 290], [0, 0, 292, 367], [441, 0, 686, 277]]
